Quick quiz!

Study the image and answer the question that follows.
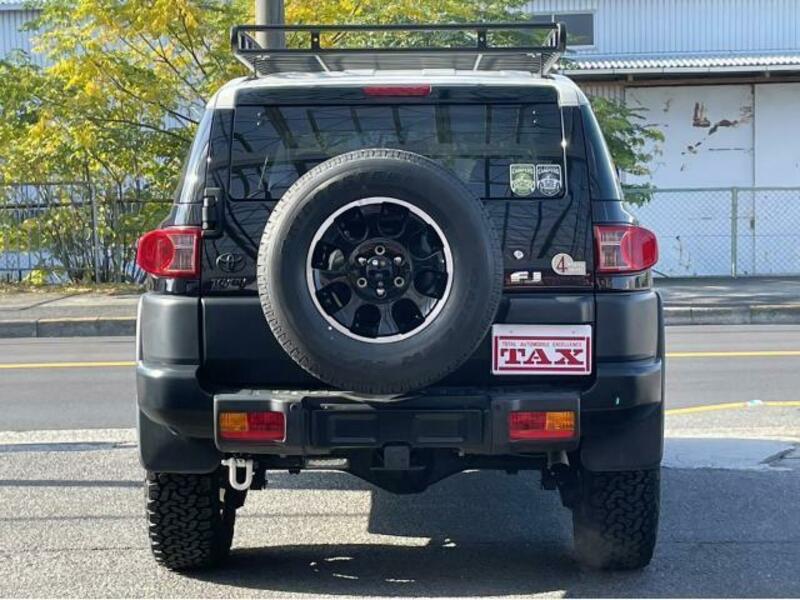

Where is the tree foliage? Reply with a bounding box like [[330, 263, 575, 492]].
[[589, 96, 664, 178], [0, 0, 663, 282], [289, 0, 531, 25], [587, 97, 665, 205], [0, 0, 248, 195], [0, 0, 248, 281]]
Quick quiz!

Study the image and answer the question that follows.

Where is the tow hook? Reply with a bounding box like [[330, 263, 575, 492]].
[[542, 451, 580, 508], [222, 457, 254, 491]]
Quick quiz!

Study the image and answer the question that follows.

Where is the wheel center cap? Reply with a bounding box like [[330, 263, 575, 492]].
[[365, 256, 393, 283]]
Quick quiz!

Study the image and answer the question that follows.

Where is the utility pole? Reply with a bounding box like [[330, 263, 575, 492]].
[[254, 0, 285, 49]]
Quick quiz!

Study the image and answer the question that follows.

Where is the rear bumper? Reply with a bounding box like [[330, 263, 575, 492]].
[[136, 290, 665, 473], [137, 355, 663, 441], [137, 354, 663, 472]]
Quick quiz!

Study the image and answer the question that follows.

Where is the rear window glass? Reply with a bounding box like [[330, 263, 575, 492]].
[[229, 102, 566, 200]]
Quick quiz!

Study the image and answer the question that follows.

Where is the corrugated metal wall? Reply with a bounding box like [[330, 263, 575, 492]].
[[525, 0, 598, 13], [526, 0, 800, 55], [578, 81, 625, 102], [0, 9, 43, 64]]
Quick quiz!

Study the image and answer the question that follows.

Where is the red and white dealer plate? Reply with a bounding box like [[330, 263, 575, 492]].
[[491, 324, 592, 376]]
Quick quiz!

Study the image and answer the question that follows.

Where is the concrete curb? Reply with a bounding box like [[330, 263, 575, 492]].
[[664, 305, 800, 326], [0, 317, 135, 338], [1, 305, 800, 338]]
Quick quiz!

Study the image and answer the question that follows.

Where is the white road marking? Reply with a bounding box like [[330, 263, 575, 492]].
[[0, 428, 135, 446], [664, 438, 796, 471], [0, 428, 797, 471]]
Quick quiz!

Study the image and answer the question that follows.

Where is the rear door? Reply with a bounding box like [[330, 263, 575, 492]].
[[199, 84, 594, 388]]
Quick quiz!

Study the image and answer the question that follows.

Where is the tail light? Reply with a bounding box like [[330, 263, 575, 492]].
[[509, 411, 576, 440], [363, 85, 432, 96], [136, 227, 201, 278], [219, 411, 286, 442], [594, 224, 658, 273]]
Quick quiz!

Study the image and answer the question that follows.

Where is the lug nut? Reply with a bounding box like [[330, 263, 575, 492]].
[[356, 277, 368, 288], [393, 276, 405, 287], [375, 245, 386, 255]]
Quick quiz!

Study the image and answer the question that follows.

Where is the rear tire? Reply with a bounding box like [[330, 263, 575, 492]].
[[572, 468, 660, 570], [145, 471, 240, 571]]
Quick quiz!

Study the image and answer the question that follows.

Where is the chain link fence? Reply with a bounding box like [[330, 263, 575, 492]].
[[625, 187, 800, 278], [2, 183, 799, 284], [0, 183, 170, 284]]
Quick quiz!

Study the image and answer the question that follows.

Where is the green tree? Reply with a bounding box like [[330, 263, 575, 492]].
[[0, 0, 662, 283], [0, 0, 248, 282], [588, 96, 665, 204]]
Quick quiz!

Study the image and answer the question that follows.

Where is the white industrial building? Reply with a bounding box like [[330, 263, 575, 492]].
[[0, 1, 41, 64], [532, 0, 800, 190], [3, 0, 800, 275], [532, 0, 800, 276]]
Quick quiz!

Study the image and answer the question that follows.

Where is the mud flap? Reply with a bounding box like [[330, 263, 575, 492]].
[[579, 402, 664, 472], [138, 410, 221, 473]]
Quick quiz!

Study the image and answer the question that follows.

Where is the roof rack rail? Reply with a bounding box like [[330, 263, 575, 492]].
[[230, 22, 567, 77]]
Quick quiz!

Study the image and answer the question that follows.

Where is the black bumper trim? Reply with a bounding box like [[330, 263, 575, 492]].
[[582, 358, 663, 411], [213, 390, 581, 455], [136, 363, 213, 438]]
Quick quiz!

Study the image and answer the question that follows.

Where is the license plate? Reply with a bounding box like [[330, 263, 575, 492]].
[[491, 324, 592, 375]]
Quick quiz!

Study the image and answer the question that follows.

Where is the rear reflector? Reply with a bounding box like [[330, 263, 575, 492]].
[[594, 224, 658, 274], [219, 411, 286, 442], [363, 85, 432, 96], [135, 227, 201, 278], [508, 411, 575, 440]]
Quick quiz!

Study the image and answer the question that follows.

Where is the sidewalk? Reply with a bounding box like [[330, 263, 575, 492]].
[[0, 291, 139, 337], [1, 277, 799, 337], [656, 276, 800, 325]]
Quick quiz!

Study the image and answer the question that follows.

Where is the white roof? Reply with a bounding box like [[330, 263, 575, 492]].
[[211, 71, 585, 109], [564, 52, 800, 77]]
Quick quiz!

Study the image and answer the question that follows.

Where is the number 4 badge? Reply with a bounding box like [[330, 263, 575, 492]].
[[551, 253, 587, 276]]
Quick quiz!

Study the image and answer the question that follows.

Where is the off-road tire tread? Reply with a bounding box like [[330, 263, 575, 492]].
[[257, 148, 503, 395], [572, 468, 660, 570], [146, 472, 234, 571]]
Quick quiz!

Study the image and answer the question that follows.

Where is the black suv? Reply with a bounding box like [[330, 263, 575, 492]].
[[136, 23, 663, 572]]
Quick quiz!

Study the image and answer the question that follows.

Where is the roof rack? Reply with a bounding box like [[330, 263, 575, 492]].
[[230, 23, 567, 77]]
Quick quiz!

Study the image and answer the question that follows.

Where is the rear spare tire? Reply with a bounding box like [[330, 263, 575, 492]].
[[257, 149, 503, 395]]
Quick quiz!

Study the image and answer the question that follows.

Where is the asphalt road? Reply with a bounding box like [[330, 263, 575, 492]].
[[1, 325, 800, 430], [0, 336, 135, 430], [1, 326, 800, 597], [0, 422, 798, 598]]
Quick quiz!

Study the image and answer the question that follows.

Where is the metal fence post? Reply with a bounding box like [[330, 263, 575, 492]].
[[89, 187, 101, 284], [751, 191, 757, 277], [730, 188, 738, 278]]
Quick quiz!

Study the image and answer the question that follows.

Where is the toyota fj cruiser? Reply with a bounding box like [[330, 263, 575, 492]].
[[136, 23, 663, 572]]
